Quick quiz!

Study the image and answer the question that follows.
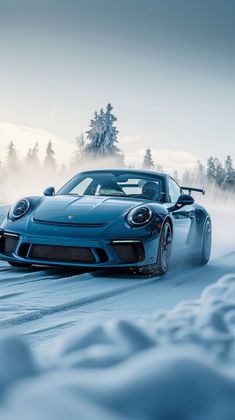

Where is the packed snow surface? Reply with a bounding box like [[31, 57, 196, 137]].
[[0, 205, 234, 419]]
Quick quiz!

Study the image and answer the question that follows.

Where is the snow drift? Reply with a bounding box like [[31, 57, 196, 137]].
[[1, 273, 235, 419]]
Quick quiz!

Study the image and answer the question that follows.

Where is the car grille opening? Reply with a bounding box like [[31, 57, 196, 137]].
[[0, 234, 19, 255], [112, 241, 145, 263], [95, 247, 109, 263], [30, 244, 96, 264], [18, 243, 31, 258]]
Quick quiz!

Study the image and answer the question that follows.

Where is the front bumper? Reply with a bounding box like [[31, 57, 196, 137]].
[[0, 228, 159, 268]]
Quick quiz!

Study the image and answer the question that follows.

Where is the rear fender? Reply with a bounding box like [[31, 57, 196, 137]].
[[191, 209, 211, 251]]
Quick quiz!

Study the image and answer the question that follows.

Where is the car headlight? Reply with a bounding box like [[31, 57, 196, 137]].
[[127, 206, 153, 226], [9, 198, 31, 220]]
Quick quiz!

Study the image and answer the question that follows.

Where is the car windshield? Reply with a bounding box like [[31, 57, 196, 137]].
[[57, 171, 166, 202]]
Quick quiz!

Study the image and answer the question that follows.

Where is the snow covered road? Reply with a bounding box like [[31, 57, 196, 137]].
[[0, 205, 234, 353], [0, 206, 235, 419], [0, 252, 235, 420], [0, 249, 234, 353]]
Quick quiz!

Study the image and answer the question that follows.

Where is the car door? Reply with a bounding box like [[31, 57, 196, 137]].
[[166, 178, 194, 251]]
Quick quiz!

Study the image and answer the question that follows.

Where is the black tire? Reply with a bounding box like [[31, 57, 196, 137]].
[[193, 218, 212, 265], [156, 221, 173, 275], [139, 221, 173, 276], [8, 261, 32, 268]]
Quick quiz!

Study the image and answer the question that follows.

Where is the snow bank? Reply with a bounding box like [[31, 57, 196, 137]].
[[1, 274, 235, 419]]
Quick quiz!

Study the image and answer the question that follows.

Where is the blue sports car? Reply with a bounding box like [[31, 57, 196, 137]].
[[0, 169, 212, 275]]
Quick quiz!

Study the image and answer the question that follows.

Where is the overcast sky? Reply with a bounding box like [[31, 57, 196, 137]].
[[0, 0, 234, 165]]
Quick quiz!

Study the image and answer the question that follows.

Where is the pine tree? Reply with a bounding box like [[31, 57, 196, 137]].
[[215, 160, 225, 187], [85, 103, 121, 159], [207, 157, 217, 182], [142, 148, 155, 170], [6, 141, 19, 172], [31, 142, 39, 165], [225, 155, 233, 174], [25, 148, 33, 165], [43, 141, 56, 170], [25, 142, 39, 167], [224, 155, 235, 190], [207, 157, 225, 187]]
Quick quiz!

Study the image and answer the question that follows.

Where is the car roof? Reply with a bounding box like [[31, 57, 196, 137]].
[[79, 168, 169, 179]]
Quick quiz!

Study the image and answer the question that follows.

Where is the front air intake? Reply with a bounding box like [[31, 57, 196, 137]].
[[0, 233, 19, 255], [30, 244, 95, 263], [112, 241, 145, 263]]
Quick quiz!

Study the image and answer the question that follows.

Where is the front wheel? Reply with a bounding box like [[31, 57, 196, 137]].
[[139, 221, 172, 276], [156, 221, 173, 275]]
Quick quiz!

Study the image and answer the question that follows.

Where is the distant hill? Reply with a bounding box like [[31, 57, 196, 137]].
[[0, 122, 75, 166]]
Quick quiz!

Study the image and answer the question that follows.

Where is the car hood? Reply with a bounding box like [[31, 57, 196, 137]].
[[33, 195, 145, 225]]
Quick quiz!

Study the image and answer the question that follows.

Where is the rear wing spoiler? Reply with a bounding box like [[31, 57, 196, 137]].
[[181, 186, 205, 195]]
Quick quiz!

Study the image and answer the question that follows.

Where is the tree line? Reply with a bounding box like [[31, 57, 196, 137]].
[[0, 140, 57, 173], [142, 148, 235, 192], [0, 104, 123, 174], [0, 103, 235, 194]]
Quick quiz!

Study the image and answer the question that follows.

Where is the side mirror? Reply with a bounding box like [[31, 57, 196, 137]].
[[176, 194, 194, 207], [43, 186, 55, 196], [169, 194, 194, 212]]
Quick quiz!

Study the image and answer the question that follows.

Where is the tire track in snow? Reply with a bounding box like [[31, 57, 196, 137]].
[[0, 276, 158, 329], [0, 268, 86, 287], [12, 256, 235, 349], [24, 320, 77, 336], [0, 292, 23, 300], [1, 251, 234, 340]]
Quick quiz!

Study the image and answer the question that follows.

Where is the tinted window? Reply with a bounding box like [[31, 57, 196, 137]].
[[57, 171, 166, 202], [169, 178, 181, 202]]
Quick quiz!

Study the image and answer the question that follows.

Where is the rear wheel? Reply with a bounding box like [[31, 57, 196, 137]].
[[193, 218, 212, 265], [139, 221, 172, 276], [8, 261, 32, 268]]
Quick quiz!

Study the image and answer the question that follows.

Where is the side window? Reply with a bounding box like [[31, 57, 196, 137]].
[[169, 178, 181, 203]]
